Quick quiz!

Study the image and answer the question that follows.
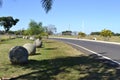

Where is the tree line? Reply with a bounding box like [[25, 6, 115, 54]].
[[62, 29, 120, 40], [0, 16, 56, 38], [90, 31, 120, 36]]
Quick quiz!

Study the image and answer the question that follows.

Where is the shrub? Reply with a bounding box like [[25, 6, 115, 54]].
[[78, 32, 86, 38], [35, 34, 42, 40], [29, 36, 36, 40]]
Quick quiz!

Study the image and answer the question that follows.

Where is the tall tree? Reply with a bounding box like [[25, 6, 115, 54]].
[[27, 20, 44, 35], [44, 24, 56, 35], [0, 16, 19, 32], [0, 0, 53, 13]]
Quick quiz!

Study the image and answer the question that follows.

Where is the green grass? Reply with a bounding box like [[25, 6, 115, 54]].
[[0, 35, 10, 41], [0, 38, 120, 80], [84, 35, 120, 43]]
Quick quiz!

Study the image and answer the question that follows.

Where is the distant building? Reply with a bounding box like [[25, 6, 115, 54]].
[[62, 31, 72, 35]]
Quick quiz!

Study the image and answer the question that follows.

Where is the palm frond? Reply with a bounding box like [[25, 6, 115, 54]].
[[41, 0, 53, 13], [0, 0, 2, 7]]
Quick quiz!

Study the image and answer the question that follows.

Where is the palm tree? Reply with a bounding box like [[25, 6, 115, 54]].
[[0, 0, 53, 13]]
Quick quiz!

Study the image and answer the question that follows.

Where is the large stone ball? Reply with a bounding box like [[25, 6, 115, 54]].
[[23, 43, 36, 55], [29, 36, 35, 41], [34, 39, 42, 48], [24, 36, 29, 39], [23, 36, 25, 39], [9, 46, 29, 64]]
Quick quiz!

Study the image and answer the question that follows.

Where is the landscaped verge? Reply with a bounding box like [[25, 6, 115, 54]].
[[0, 38, 119, 80]]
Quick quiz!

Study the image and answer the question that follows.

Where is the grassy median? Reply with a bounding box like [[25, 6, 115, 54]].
[[0, 38, 119, 80]]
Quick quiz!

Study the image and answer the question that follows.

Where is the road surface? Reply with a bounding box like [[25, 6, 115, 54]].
[[51, 37, 120, 65]]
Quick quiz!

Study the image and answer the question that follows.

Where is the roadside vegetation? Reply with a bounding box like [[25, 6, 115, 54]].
[[0, 1, 120, 79], [53, 29, 120, 43], [52, 35, 120, 42], [0, 37, 120, 80]]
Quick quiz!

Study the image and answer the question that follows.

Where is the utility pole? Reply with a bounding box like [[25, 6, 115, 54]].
[[68, 24, 70, 31], [82, 20, 84, 32]]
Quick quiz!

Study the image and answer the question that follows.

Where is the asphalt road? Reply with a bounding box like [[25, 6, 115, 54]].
[[51, 38, 120, 64]]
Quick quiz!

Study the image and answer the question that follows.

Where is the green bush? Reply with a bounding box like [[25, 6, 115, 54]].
[[35, 34, 42, 40]]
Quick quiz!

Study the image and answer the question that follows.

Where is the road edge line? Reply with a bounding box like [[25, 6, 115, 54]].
[[65, 41, 120, 66]]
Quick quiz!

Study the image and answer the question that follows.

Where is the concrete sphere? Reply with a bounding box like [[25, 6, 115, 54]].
[[29, 36, 35, 41], [23, 43, 36, 55], [23, 36, 25, 39], [9, 46, 29, 64]]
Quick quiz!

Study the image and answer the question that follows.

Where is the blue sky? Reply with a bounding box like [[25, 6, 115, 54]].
[[0, 0, 120, 34]]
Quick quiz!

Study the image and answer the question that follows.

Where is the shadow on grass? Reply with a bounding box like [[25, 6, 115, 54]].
[[44, 47, 58, 50], [43, 40, 56, 44], [29, 53, 41, 56], [10, 55, 120, 80]]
